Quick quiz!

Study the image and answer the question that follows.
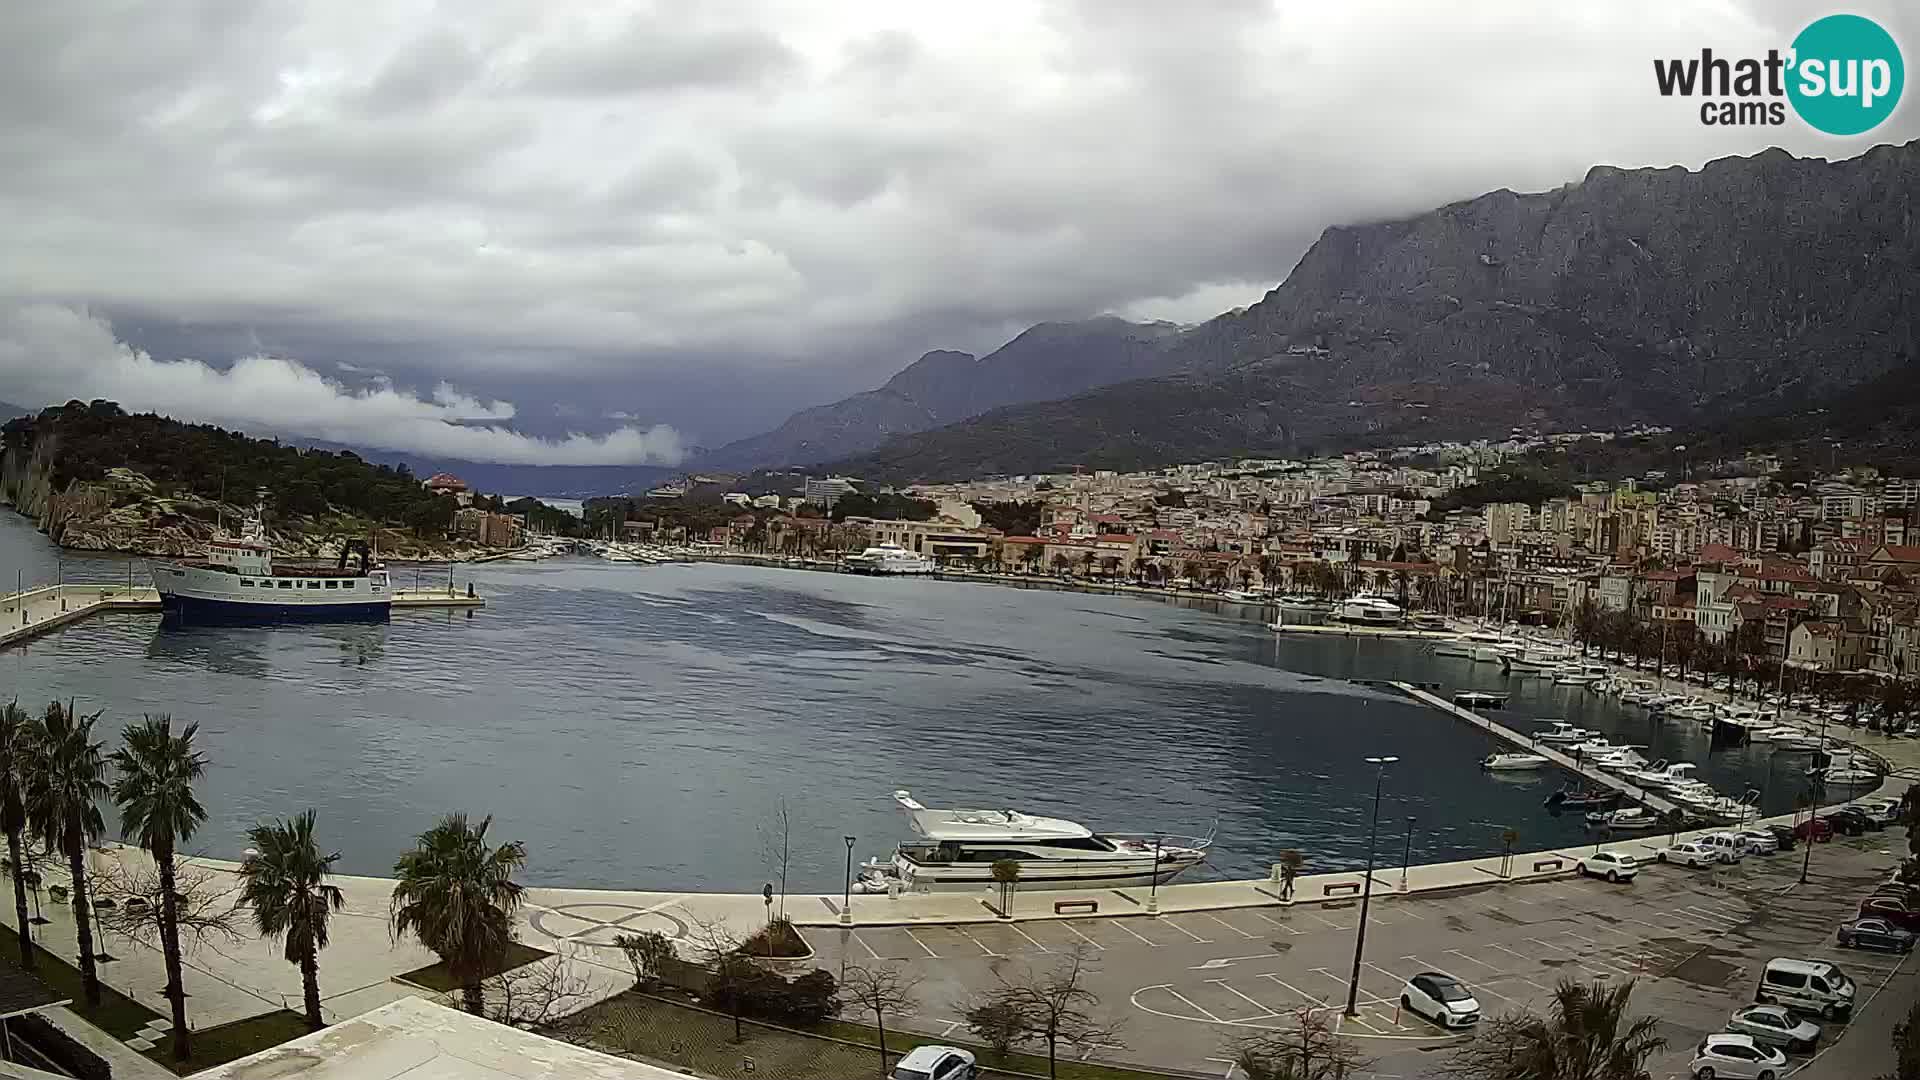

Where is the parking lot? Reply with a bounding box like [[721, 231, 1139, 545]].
[[810, 832, 1911, 1078]]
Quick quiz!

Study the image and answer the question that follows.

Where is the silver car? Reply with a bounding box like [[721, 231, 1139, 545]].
[[1726, 1004, 1820, 1052]]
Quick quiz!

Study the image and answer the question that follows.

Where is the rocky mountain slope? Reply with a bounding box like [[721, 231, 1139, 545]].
[[831, 141, 1920, 481], [699, 317, 1183, 469]]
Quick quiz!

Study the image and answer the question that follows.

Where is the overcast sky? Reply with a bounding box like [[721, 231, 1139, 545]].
[[2, 0, 1914, 463]]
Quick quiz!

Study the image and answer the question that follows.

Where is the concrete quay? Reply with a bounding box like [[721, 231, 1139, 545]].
[[0, 582, 484, 650]]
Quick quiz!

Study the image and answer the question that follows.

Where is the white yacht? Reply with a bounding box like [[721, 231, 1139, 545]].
[[1482, 752, 1551, 771], [843, 543, 938, 575], [154, 511, 390, 621], [1334, 594, 1404, 625], [1639, 763, 1702, 791], [1587, 806, 1662, 830], [1533, 722, 1592, 744], [1220, 588, 1268, 604], [853, 791, 1210, 893], [1764, 729, 1824, 752], [1432, 630, 1506, 659]]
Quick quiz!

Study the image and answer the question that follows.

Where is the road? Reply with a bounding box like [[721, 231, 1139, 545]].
[[810, 830, 1911, 1079]]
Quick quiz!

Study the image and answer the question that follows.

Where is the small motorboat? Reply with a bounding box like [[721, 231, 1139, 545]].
[[1586, 806, 1662, 831], [1483, 752, 1551, 771], [1768, 731, 1824, 752], [1546, 786, 1622, 811], [1453, 691, 1508, 709], [1821, 766, 1881, 786], [1533, 722, 1591, 744]]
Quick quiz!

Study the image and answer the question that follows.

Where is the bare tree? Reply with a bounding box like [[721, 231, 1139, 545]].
[[964, 999, 1025, 1056], [842, 964, 921, 1079], [970, 945, 1123, 1079], [758, 798, 793, 920], [1229, 1005, 1369, 1080], [991, 858, 1021, 917], [472, 956, 595, 1031], [613, 929, 676, 989], [94, 854, 241, 952], [685, 916, 756, 1042]]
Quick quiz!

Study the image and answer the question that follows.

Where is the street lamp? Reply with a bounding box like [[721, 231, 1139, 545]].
[[1148, 835, 1165, 914], [1345, 755, 1399, 1018], [1801, 712, 1832, 885], [1399, 817, 1416, 891], [841, 835, 857, 927]]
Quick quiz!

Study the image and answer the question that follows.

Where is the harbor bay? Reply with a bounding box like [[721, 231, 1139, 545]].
[[0, 512, 1817, 895]]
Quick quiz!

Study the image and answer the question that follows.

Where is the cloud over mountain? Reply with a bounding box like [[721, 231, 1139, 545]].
[[0, 304, 685, 465]]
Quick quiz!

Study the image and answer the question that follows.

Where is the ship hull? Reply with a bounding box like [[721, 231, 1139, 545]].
[[159, 592, 390, 623]]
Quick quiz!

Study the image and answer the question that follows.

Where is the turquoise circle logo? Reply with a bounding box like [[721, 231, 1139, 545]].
[[1788, 14, 1903, 135]]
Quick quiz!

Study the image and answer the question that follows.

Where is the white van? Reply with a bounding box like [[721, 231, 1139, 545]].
[[1699, 832, 1747, 864], [1756, 958, 1855, 1020]]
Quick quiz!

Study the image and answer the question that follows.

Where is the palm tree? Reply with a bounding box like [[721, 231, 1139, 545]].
[[0, 702, 38, 971], [1445, 977, 1664, 1079], [110, 714, 208, 1061], [239, 811, 345, 1030], [24, 701, 108, 1008], [390, 813, 527, 1015]]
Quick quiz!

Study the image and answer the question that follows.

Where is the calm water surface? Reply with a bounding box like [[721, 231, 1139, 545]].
[[0, 512, 1813, 892]]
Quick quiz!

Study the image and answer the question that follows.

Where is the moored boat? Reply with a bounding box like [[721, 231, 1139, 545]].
[[1482, 752, 1551, 771], [154, 511, 391, 622]]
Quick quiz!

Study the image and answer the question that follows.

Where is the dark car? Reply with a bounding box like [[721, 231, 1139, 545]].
[[1764, 824, 1799, 851], [1838, 916, 1917, 952], [1828, 808, 1884, 833], [1821, 812, 1867, 837], [1858, 896, 1920, 932], [1794, 817, 1835, 842]]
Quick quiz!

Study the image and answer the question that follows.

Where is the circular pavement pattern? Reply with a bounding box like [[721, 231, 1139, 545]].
[[529, 903, 690, 947]]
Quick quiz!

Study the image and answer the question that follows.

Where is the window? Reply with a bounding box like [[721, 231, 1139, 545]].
[[1810, 977, 1829, 992], [343, 581, 355, 589], [239, 578, 254, 587], [324, 580, 338, 589], [1768, 970, 1807, 989], [308, 580, 322, 589], [278, 580, 293, 589]]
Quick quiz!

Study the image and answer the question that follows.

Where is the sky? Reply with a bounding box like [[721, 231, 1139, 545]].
[[1, 0, 1915, 464]]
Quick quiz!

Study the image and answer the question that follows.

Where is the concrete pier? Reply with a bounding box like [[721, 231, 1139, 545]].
[[0, 582, 484, 649], [1390, 680, 1686, 818]]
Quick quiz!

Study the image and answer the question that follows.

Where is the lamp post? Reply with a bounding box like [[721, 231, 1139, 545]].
[[1345, 755, 1398, 1017], [1801, 711, 1831, 885], [1148, 835, 1165, 914], [1399, 817, 1416, 891], [841, 835, 856, 926]]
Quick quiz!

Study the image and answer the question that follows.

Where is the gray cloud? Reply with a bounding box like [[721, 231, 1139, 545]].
[[0, 0, 1914, 449]]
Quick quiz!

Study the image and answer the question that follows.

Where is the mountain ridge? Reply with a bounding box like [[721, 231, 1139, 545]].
[[827, 140, 1920, 481], [697, 316, 1184, 470]]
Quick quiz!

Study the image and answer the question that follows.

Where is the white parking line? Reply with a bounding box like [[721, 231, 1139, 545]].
[[1389, 905, 1426, 920], [1257, 972, 1328, 1006], [849, 931, 882, 961], [955, 927, 999, 957], [1111, 919, 1162, 947], [1485, 943, 1533, 965], [1164, 918, 1213, 944], [1249, 910, 1305, 935], [903, 928, 939, 958], [1208, 979, 1282, 1020], [1204, 913, 1258, 940], [1062, 921, 1106, 950], [1304, 909, 1353, 931], [1446, 949, 1501, 972], [1007, 923, 1052, 953], [1162, 986, 1225, 1023]]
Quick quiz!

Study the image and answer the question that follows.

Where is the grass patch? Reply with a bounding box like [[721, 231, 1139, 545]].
[[0, 920, 162, 1039], [396, 941, 551, 992], [144, 1009, 311, 1075], [566, 989, 1177, 1080]]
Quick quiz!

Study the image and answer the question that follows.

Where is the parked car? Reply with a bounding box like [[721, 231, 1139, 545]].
[[1763, 824, 1798, 851], [1399, 971, 1481, 1029], [1576, 850, 1638, 883], [1689, 1033, 1787, 1079], [1756, 958, 1856, 1021], [1837, 917, 1916, 953], [1827, 807, 1883, 833], [1658, 842, 1720, 868], [1858, 896, 1920, 932], [1792, 817, 1834, 843], [891, 1045, 977, 1080], [1725, 1004, 1821, 1052], [1855, 798, 1903, 825], [1735, 829, 1779, 855], [1698, 833, 1748, 863], [1820, 811, 1868, 837]]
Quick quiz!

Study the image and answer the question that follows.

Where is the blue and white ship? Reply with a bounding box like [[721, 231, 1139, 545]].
[[154, 513, 390, 622]]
